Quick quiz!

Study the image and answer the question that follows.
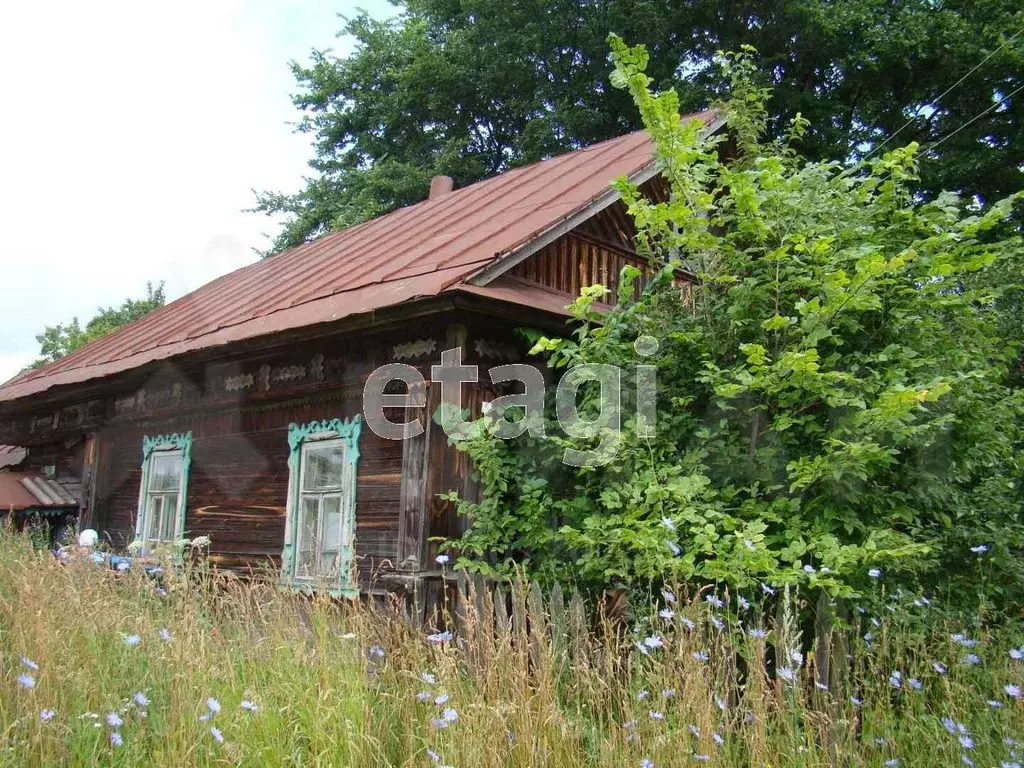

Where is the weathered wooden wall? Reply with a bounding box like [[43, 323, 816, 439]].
[[67, 313, 528, 588]]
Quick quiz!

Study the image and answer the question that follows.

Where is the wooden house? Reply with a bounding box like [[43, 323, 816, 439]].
[[0, 113, 722, 603]]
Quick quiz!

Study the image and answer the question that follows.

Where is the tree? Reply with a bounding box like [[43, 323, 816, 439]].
[[33, 282, 166, 368], [441, 43, 1024, 614], [255, 0, 1023, 254]]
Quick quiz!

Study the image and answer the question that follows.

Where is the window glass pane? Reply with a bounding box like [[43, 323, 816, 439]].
[[160, 494, 177, 541], [146, 495, 163, 543], [302, 442, 347, 490], [320, 549, 340, 578], [321, 495, 342, 551], [149, 453, 183, 492], [294, 495, 319, 580]]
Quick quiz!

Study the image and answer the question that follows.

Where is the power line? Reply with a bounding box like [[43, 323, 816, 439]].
[[856, 24, 1023, 165], [924, 82, 1024, 156]]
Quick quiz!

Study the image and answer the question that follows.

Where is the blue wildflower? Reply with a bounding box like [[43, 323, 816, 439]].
[[39, 709, 55, 722], [420, 672, 437, 685], [662, 590, 676, 604], [123, 634, 141, 647], [649, 711, 664, 721], [18, 674, 35, 689], [868, 568, 882, 579], [21, 657, 39, 672], [667, 540, 681, 556], [106, 712, 122, 728], [692, 650, 709, 663], [1005, 683, 1022, 698], [705, 594, 724, 608], [435, 554, 449, 565], [960, 735, 975, 750], [659, 608, 675, 620], [761, 583, 776, 596], [427, 631, 453, 644], [133, 692, 149, 707], [211, 726, 224, 744], [643, 635, 664, 650], [970, 544, 988, 554], [889, 671, 902, 689], [933, 662, 948, 675], [160, 627, 172, 642], [777, 666, 796, 683], [641, 760, 654, 768], [737, 596, 750, 610], [662, 688, 675, 699], [749, 628, 766, 639], [681, 617, 696, 631], [962, 654, 981, 665], [661, 516, 676, 532], [240, 700, 259, 712], [712, 732, 724, 747], [110, 732, 122, 748]]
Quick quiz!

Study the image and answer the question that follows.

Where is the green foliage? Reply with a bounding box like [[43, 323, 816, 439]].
[[443, 44, 1024, 612], [256, 0, 1023, 254], [32, 282, 165, 368]]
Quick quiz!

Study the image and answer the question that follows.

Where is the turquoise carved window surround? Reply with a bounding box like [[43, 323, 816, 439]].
[[281, 416, 362, 597], [133, 432, 193, 555]]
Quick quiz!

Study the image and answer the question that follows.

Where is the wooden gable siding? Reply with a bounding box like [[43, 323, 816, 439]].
[[507, 193, 674, 304]]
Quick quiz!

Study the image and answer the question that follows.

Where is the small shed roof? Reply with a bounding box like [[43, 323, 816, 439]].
[[0, 472, 80, 512], [0, 112, 719, 405]]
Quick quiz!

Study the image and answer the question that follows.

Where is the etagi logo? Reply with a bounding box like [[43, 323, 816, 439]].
[[361, 335, 660, 467]]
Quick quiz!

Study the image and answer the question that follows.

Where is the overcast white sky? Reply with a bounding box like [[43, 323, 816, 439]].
[[0, 0, 395, 381]]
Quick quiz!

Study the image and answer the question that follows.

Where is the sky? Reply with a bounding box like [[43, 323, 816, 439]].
[[0, 0, 397, 381]]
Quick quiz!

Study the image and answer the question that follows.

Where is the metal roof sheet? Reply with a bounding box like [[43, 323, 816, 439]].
[[0, 472, 79, 511], [0, 445, 26, 469], [0, 113, 714, 405]]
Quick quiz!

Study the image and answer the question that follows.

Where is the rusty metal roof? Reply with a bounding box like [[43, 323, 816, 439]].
[[0, 113, 715, 405], [0, 472, 80, 511]]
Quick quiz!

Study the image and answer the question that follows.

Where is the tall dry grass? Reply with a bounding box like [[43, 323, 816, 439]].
[[0, 531, 1020, 767]]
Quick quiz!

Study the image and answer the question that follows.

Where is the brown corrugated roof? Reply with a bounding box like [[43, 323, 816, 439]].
[[0, 113, 715, 405], [0, 472, 79, 511]]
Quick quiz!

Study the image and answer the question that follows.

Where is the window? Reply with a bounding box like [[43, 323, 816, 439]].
[[134, 432, 192, 555], [282, 416, 361, 595]]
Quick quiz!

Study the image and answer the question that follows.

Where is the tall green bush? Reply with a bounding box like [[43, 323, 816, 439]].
[[443, 42, 1024, 614]]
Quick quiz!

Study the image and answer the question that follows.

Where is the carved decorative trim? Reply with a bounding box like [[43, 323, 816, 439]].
[[286, 416, 362, 460], [142, 431, 193, 460], [392, 339, 437, 360], [310, 353, 325, 381], [474, 339, 518, 361], [272, 365, 306, 383], [224, 374, 254, 392], [258, 364, 271, 392]]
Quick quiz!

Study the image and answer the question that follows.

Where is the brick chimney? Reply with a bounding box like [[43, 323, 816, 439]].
[[429, 175, 454, 199]]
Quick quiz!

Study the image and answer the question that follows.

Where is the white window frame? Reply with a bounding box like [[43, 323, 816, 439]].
[[282, 417, 361, 596], [133, 432, 192, 556]]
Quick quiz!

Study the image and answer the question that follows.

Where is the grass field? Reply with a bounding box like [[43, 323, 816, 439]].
[[0, 532, 1020, 767]]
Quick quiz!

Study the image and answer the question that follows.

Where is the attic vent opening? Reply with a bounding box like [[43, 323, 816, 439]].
[[429, 175, 454, 199]]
